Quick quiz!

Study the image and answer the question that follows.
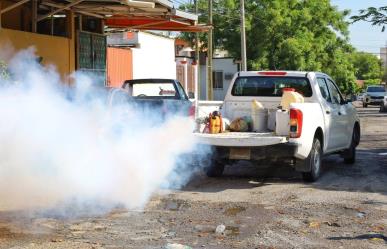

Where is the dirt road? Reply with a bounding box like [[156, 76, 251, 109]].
[[1, 104, 386, 249]]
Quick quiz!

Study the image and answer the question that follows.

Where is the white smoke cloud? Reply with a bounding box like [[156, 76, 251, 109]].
[[0, 48, 204, 214]]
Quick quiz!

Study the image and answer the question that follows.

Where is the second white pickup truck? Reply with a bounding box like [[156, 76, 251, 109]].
[[196, 71, 360, 182]]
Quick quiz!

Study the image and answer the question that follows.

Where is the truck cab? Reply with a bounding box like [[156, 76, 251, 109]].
[[195, 71, 360, 182]]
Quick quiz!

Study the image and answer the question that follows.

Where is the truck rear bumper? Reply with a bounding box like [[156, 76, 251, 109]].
[[212, 143, 298, 161]]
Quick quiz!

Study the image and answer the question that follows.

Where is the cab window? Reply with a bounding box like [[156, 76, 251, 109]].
[[317, 78, 331, 102], [327, 79, 344, 105]]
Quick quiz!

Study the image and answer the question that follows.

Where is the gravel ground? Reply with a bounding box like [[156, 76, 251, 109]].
[[1, 103, 386, 249]]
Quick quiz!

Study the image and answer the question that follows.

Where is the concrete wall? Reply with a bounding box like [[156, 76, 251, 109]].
[[131, 32, 176, 79], [0, 28, 75, 78]]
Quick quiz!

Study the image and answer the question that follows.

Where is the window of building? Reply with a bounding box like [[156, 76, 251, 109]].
[[213, 71, 224, 89]]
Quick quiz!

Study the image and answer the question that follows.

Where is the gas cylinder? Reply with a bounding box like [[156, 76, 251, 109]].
[[209, 111, 223, 134]]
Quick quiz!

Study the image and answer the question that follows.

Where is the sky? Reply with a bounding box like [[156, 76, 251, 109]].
[[173, 0, 386, 55], [330, 0, 386, 55]]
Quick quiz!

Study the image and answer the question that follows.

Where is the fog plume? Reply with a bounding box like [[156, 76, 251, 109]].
[[0, 48, 200, 213]]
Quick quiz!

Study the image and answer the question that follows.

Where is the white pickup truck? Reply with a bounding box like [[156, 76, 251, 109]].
[[195, 71, 360, 182]]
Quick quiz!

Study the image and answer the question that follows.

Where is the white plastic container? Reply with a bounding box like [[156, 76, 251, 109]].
[[251, 100, 268, 132], [267, 109, 276, 131], [252, 109, 268, 132], [275, 110, 289, 136]]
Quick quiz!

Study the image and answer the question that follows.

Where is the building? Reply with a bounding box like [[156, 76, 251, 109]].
[[176, 53, 238, 101], [106, 31, 176, 88], [381, 45, 387, 82], [0, 0, 204, 83], [199, 57, 238, 101]]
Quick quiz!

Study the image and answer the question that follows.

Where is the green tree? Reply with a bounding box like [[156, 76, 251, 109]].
[[351, 6, 387, 32], [351, 52, 383, 80], [180, 0, 357, 93], [0, 61, 10, 81]]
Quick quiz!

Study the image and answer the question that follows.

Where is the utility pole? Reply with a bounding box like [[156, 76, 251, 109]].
[[240, 0, 247, 71], [194, 0, 200, 117], [207, 0, 213, 100], [195, 0, 200, 97]]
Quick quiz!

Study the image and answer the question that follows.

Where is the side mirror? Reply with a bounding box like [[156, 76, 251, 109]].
[[188, 92, 195, 99]]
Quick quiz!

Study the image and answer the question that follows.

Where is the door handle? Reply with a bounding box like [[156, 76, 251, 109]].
[[338, 112, 342, 115], [326, 110, 331, 114]]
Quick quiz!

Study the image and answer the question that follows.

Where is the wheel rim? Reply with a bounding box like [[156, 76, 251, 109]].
[[312, 147, 321, 176]]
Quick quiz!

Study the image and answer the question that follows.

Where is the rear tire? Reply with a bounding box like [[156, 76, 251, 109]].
[[343, 126, 359, 164], [302, 138, 322, 182], [205, 160, 225, 177]]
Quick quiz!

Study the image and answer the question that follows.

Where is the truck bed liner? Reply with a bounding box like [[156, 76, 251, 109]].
[[195, 132, 288, 147]]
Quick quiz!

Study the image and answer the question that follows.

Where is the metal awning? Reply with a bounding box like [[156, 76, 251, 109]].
[[103, 2, 210, 32], [1, 0, 207, 32], [43, 0, 209, 32]]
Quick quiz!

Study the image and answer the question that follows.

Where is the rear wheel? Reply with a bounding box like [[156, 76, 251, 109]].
[[343, 126, 360, 164], [205, 160, 225, 177], [302, 138, 322, 182]]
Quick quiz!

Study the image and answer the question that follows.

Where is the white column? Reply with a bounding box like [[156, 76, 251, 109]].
[[193, 62, 199, 118], [182, 60, 188, 93]]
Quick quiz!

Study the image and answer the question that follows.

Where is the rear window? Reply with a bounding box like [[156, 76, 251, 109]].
[[367, 86, 385, 93], [231, 76, 313, 97], [131, 82, 177, 98]]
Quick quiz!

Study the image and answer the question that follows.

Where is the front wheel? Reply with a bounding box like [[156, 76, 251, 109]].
[[301, 138, 322, 182], [380, 104, 387, 113], [363, 102, 368, 108]]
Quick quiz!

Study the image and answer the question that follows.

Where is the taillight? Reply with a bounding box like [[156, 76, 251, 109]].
[[189, 105, 195, 118], [289, 108, 303, 138]]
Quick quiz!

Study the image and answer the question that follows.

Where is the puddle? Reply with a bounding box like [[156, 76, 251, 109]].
[[0, 226, 26, 239], [163, 200, 190, 211], [224, 206, 246, 216], [225, 226, 240, 236]]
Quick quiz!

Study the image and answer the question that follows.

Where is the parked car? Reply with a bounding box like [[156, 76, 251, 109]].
[[122, 79, 194, 118], [195, 71, 360, 182], [363, 85, 386, 108], [357, 92, 366, 101], [67, 86, 131, 107]]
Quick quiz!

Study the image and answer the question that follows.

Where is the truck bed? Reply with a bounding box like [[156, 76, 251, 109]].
[[194, 132, 288, 147]]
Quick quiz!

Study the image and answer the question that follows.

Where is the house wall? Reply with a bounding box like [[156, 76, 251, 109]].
[[131, 32, 176, 79], [0, 28, 75, 78], [381, 47, 387, 80], [106, 47, 133, 88], [212, 58, 238, 100], [200, 58, 238, 100]]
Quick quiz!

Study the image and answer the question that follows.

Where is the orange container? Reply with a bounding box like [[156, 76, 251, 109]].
[[209, 112, 223, 134]]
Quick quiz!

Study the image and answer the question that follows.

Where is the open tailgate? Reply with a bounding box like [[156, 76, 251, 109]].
[[195, 132, 288, 147]]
